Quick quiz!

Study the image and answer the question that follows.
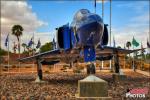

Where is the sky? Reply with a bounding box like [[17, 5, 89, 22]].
[[1, 0, 150, 52]]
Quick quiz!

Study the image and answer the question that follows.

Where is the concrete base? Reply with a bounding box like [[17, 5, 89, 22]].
[[76, 75, 111, 99], [34, 77, 46, 83], [112, 73, 126, 82], [75, 93, 112, 100]]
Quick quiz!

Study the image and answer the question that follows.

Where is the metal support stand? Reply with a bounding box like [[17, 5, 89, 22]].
[[35, 58, 43, 82], [87, 63, 95, 75], [114, 52, 120, 73], [113, 51, 126, 82]]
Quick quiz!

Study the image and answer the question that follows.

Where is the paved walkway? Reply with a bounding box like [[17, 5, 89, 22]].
[[136, 69, 150, 77], [123, 69, 150, 77]]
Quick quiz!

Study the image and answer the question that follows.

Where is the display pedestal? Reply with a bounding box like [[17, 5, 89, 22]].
[[34, 76, 46, 83], [76, 75, 111, 99], [112, 73, 126, 82]]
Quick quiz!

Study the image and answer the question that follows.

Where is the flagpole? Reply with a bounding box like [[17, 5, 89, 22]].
[[109, 0, 112, 70], [124, 54, 125, 69], [133, 44, 135, 72], [102, 0, 104, 19], [124, 44, 126, 69], [0, 29, 2, 75], [8, 33, 10, 73], [32, 33, 35, 73], [141, 42, 142, 70], [149, 33, 150, 54], [101, 0, 104, 70], [0, 31, 1, 74], [102, 61, 103, 69], [19, 37, 21, 72]]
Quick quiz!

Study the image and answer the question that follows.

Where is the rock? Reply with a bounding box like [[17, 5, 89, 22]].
[[112, 73, 127, 82]]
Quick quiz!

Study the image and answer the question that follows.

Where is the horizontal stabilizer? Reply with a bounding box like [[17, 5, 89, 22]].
[[18, 49, 60, 62], [41, 60, 59, 65], [96, 55, 113, 61], [97, 45, 145, 54]]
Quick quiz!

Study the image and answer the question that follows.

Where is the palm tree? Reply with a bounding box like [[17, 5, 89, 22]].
[[126, 41, 131, 50], [11, 25, 23, 56], [126, 41, 132, 60], [13, 42, 17, 53], [22, 43, 27, 52]]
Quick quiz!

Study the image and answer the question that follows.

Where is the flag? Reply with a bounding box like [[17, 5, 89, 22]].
[[36, 39, 41, 49], [28, 36, 33, 47], [5, 34, 9, 47], [52, 38, 56, 49], [132, 37, 139, 47], [113, 36, 116, 47], [147, 39, 150, 48]]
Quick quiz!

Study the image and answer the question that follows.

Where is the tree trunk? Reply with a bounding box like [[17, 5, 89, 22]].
[[17, 36, 21, 70], [23, 47, 25, 52]]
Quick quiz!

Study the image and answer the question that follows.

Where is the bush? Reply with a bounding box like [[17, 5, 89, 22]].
[[0, 48, 7, 56]]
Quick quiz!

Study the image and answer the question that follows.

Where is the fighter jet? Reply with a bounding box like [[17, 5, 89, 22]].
[[19, 9, 142, 81]]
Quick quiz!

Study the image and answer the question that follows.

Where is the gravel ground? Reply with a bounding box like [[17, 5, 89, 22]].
[[0, 72, 149, 100]]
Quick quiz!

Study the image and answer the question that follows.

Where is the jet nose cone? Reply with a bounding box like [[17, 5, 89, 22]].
[[74, 9, 90, 22], [71, 9, 104, 47]]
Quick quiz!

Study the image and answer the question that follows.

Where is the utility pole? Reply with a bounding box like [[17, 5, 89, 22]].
[[102, 0, 104, 19], [109, 0, 112, 70], [8, 33, 10, 73], [102, 0, 104, 70], [32, 32, 35, 73]]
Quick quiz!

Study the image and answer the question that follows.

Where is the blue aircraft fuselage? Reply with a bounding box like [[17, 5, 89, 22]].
[[57, 9, 108, 62], [71, 9, 104, 47]]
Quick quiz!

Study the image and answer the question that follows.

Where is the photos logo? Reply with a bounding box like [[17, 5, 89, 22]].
[[126, 87, 149, 98]]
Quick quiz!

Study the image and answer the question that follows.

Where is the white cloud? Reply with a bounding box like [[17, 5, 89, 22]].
[[130, 13, 149, 24], [0, 1, 48, 52], [1, 1, 48, 34], [111, 12, 149, 51], [111, 1, 149, 51], [116, 1, 149, 14]]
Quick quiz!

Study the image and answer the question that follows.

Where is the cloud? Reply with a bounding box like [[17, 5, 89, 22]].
[[130, 13, 149, 24], [111, 1, 149, 51], [1, 1, 48, 34], [111, 13, 149, 51], [1, 1, 48, 52], [116, 1, 149, 14]]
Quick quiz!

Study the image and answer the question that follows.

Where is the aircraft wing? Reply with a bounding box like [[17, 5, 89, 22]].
[[97, 45, 145, 55], [19, 49, 60, 62], [95, 45, 145, 61]]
